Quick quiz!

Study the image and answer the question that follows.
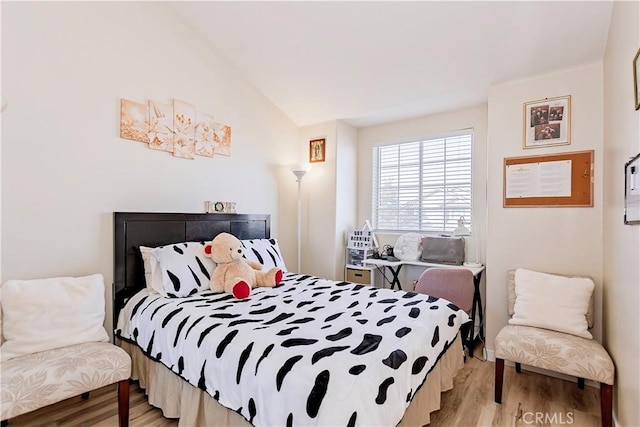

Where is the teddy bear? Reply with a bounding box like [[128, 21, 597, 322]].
[[203, 232, 283, 299]]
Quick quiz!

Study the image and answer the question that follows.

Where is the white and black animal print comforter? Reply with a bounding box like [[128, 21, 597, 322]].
[[117, 272, 469, 427]]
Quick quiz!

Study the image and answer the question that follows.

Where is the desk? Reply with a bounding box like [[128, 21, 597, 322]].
[[362, 258, 485, 357]]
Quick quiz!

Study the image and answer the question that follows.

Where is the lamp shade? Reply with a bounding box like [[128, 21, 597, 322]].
[[453, 216, 470, 236], [290, 163, 312, 180]]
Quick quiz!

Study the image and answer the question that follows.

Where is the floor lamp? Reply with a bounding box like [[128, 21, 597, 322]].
[[291, 165, 311, 272]]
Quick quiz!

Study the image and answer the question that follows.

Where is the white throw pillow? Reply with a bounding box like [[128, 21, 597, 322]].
[[509, 268, 594, 339], [0, 274, 109, 362], [151, 241, 215, 297], [140, 246, 165, 296], [241, 238, 288, 271]]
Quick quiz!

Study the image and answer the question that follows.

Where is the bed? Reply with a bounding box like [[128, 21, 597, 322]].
[[113, 212, 468, 426]]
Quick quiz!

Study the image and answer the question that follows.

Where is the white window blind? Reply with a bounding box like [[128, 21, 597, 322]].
[[372, 132, 473, 234]]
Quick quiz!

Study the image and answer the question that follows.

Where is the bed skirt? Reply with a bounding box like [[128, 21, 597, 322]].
[[118, 335, 464, 426]]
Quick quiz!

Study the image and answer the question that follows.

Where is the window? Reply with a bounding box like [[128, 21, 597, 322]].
[[372, 131, 473, 234]]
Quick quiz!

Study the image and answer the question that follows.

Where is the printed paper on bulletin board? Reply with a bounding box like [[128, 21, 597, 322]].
[[503, 150, 594, 207]]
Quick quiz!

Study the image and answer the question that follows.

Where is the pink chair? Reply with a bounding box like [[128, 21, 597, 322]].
[[415, 268, 474, 357]]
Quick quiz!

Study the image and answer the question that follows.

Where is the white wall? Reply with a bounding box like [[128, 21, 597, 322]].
[[486, 64, 605, 354], [357, 105, 488, 290], [296, 120, 358, 281], [1, 2, 299, 333], [298, 121, 338, 279], [602, 2, 640, 425], [334, 121, 358, 280]]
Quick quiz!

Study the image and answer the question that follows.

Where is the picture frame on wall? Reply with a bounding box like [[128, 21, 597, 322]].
[[309, 138, 326, 163], [624, 152, 640, 224], [633, 47, 640, 110], [523, 95, 571, 149]]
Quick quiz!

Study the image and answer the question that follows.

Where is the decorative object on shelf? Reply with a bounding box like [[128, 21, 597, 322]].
[[348, 230, 372, 248], [119, 98, 232, 159], [624, 152, 640, 224], [206, 201, 237, 214], [634, 47, 640, 110], [523, 95, 571, 149], [347, 222, 378, 250], [393, 233, 423, 261], [291, 163, 312, 272], [309, 138, 326, 163]]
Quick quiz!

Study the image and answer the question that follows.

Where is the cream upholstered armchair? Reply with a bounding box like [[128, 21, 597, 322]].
[[1, 274, 131, 426], [494, 269, 614, 427]]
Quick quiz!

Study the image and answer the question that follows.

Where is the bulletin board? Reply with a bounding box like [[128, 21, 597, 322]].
[[503, 150, 594, 207]]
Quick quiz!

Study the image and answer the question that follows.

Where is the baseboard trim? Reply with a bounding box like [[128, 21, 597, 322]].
[[486, 348, 496, 362]]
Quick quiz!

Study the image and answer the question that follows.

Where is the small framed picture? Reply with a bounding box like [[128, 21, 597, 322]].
[[523, 95, 571, 149], [309, 138, 326, 163], [633, 47, 640, 110]]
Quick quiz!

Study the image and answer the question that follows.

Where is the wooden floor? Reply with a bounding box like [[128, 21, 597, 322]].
[[6, 347, 601, 427]]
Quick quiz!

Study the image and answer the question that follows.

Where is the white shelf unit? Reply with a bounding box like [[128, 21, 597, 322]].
[[344, 247, 374, 286]]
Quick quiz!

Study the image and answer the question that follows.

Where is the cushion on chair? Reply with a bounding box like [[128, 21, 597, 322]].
[[508, 269, 594, 338], [495, 325, 614, 385], [0, 341, 131, 420], [0, 274, 110, 361], [507, 269, 594, 328]]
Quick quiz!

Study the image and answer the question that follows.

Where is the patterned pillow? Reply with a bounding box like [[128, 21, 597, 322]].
[[150, 242, 215, 297], [241, 238, 288, 271]]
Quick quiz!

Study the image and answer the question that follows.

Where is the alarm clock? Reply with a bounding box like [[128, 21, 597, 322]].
[[207, 201, 237, 214]]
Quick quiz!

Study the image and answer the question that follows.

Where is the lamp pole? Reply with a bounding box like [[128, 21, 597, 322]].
[[292, 169, 308, 273]]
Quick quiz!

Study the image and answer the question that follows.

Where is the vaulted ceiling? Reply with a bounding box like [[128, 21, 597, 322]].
[[167, 1, 613, 127]]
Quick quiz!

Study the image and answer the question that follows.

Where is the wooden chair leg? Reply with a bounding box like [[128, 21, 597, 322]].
[[495, 358, 504, 404], [578, 377, 585, 389], [515, 362, 521, 373], [118, 379, 130, 427], [600, 383, 612, 427]]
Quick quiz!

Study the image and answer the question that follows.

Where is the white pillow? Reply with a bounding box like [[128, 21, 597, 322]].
[[151, 242, 215, 297], [241, 238, 288, 271], [0, 274, 109, 362], [509, 268, 594, 339], [140, 246, 165, 295]]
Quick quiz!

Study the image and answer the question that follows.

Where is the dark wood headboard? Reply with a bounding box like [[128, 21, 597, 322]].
[[113, 212, 270, 330]]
